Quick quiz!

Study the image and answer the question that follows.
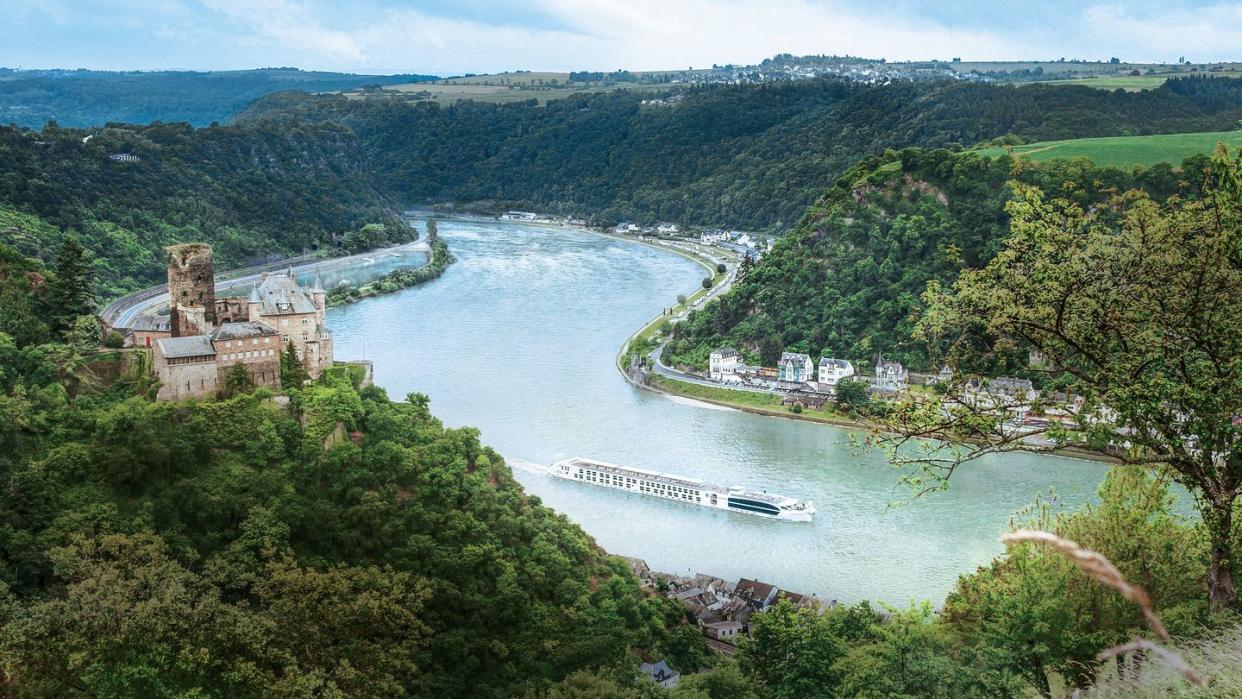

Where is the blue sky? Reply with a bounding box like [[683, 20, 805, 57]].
[[3, 1, 1240, 75]]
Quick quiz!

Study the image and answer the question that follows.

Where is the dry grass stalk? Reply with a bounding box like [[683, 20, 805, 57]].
[[1001, 529, 1207, 690], [1096, 640, 1204, 688], [1000, 529, 1168, 640]]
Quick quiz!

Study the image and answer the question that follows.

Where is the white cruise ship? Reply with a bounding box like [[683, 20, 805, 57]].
[[550, 457, 815, 522]]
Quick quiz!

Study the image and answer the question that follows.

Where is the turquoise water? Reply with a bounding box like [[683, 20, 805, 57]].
[[327, 219, 1107, 604]]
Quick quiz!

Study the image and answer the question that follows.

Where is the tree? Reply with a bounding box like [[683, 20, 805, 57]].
[[715, 262, 726, 274], [47, 236, 94, 336], [834, 379, 869, 413], [220, 363, 255, 399], [280, 340, 309, 389], [701, 277, 712, 290], [738, 600, 847, 698], [426, 218, 438, 243], [882, 147, 1242, 611], [943, 469, 1204, 695]]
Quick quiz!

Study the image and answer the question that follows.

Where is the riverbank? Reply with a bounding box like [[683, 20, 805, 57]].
[[326, 237, 452, 306], [612, 247, 1118, 467]]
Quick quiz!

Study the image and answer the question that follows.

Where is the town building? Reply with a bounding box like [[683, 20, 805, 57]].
[[777, 352, 814, 383], [874, 357, 909, 393], [709, 347, 742, 381], [816, 357, 855, 389], [656, 223, 679, 234]]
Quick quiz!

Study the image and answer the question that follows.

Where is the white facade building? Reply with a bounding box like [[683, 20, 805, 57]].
[[816, 357, 855, 389], [709, 347, 742, 381]]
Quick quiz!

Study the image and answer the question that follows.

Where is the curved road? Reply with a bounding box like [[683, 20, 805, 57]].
[[103, 240, 430, 330]]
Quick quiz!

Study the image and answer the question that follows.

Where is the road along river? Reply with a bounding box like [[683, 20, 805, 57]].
[[327, 219, 1107, 604]]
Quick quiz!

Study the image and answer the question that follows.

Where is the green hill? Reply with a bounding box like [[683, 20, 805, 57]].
[[662, 147, 1217, 373], [241, 75, 1242, 233], [975, 129, 1242, 168]]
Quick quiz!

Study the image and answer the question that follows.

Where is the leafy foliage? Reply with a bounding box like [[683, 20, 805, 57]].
[[665, 146, 1218, 371], [242, 76, 1242, 232], [0, 120, 407, 298]]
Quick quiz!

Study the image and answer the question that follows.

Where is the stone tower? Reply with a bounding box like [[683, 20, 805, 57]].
[[167, 243, 216, 337]]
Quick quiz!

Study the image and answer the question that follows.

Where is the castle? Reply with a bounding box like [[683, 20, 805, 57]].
[[150, 243, 333, 401]]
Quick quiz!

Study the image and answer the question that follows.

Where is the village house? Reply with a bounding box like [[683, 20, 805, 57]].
[[709, 347, 742, 381], [640, 660, 680, 689], [734, 578, 781, 611], [702, 620, 744, 643], [816, 357, 855, 390], [656, 223, 680, 234], [873, 357, 909, 393], [777, 352, 814, 384]]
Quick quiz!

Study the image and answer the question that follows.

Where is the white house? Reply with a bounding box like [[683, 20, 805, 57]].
[[816, 357, 855, 389], [778, 352, 814, 383], [874, 358, 908, 392], [709, 347, 742, 381], [656, 223, 680, 234]]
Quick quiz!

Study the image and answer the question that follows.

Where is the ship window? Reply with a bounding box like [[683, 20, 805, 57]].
[[727, 497, 781, 515]]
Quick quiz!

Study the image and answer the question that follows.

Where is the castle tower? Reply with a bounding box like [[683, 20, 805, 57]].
[[247, 284, 262, 322], [167, 243, 216, 337], [311, 271, 325, 320]]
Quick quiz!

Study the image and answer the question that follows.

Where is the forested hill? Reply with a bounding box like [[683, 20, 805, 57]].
[[661, 146, 1221, 372], [0, 119, 409, 297], [241, 75, 1242, 232], [0, 68, 435, 128], [0, 243, 705, 697]]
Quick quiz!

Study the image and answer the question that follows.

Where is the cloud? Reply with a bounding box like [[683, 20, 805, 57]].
[[1, 0, 1240, 73]]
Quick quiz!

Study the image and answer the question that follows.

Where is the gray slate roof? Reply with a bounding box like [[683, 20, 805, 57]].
[[254, 272, 318, 315], [712, 347, 739, 358], [211, 321, 278, 341], [155, 335, 215, 359], [819, 357, 851, 368], [779, 352, 810, 364]]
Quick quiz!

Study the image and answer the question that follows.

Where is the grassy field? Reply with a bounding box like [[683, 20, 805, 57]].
[[359, 69, 703, 106], [974, 130, 1242, 169], [1032, 71, 1242, 92]]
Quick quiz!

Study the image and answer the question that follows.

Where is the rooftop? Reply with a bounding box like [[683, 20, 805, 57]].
[[155, 335, 215, 359], [211, 321, 278, 341]]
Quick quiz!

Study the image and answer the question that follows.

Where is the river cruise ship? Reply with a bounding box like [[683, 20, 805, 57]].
[[550, 457, 815, 522]]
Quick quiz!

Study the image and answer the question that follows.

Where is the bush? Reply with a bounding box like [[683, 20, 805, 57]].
[[102, 330, 125, 349]]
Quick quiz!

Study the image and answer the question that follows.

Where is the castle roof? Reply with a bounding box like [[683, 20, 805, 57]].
[[254, 273, 318, 315], [248, 285, 261, 304], [211, 321, 278, 341], [155, 335, 215, 359]]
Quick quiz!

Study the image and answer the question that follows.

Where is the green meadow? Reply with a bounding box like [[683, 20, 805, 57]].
[[975, 130, 1242, 169]]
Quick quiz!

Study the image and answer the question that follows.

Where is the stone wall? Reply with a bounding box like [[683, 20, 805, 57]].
[[167, 243, 216, 337]]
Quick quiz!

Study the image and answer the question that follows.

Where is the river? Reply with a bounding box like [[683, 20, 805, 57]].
[[327, 219, 1107, 604]]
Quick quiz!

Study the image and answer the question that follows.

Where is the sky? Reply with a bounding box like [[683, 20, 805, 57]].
[[3, 0, 1241, 75]]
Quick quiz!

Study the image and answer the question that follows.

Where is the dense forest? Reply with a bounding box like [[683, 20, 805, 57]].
[[240, 75, 1242, 231], [0, 120, 410, 297], [0, 68, 435, 129], [2, 221, 1237, 698], [662, 147, 1220, 372]]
